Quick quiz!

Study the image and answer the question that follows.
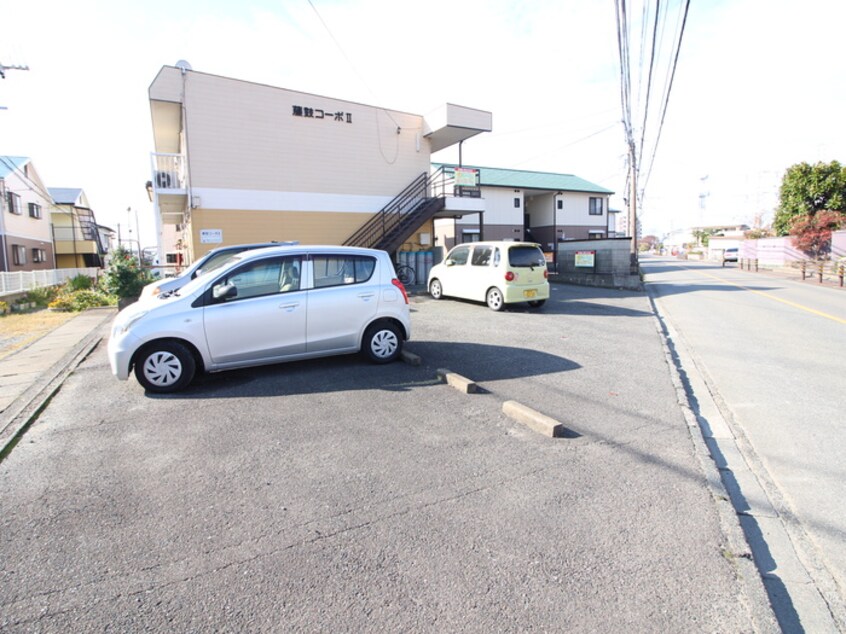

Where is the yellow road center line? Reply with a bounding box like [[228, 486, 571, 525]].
[[684, 268, 846, 325]]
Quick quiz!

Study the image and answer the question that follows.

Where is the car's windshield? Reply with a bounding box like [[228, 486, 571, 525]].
[[196, 253, 242, 277], [509, 246, 546, 268], [168, 253, 251, 297]]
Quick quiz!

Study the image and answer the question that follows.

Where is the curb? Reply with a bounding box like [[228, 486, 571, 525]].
[[645, 290, 780, 632]]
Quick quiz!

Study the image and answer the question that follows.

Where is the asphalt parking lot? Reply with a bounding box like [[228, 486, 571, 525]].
[[0, 283, 774, 632]]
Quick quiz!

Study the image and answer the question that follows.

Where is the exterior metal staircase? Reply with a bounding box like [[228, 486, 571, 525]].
[[344, 167, 448, 254]]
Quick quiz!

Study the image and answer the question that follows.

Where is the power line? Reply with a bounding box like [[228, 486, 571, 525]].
[[640, 0, 690, 193]]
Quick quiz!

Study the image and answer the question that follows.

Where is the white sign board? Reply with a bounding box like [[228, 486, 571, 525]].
[[200, 229, 223, 244]]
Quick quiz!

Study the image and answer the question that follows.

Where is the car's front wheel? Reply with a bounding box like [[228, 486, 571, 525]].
[[134, 340, 196, 393], [363, 322, 402, 363], [486, 287, 505, 311], [429, 278, 443, 300]]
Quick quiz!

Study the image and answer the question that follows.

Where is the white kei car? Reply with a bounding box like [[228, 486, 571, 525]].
[[109, 245, 411, 393], [428, 241, 550, 311]]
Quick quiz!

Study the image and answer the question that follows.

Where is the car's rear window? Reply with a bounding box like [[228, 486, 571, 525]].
[[508, 246, 546, 268]]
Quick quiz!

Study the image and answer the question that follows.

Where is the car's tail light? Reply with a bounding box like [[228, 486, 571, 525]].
[[543, 269, 548, 279], [392, 278, 409, 304], [505, 271, 515, 282]]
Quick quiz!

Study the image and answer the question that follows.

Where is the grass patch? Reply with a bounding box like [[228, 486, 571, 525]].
[[0, 310, 77, 360]]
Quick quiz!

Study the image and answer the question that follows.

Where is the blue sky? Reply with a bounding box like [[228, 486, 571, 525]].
[[2, 0, 844, 243]]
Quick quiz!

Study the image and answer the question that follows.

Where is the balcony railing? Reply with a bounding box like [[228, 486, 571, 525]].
[[151, 153, 186, 191]]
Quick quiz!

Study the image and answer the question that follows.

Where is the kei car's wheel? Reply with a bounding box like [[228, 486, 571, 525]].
[[486, 287, 505, 311], [429, 278, 443, 300], [363, 322, 402, 364], [528, 300, 546, 308], [134, 341, 196, 393]]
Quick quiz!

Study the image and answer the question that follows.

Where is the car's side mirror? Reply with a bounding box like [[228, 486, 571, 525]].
[[213, 283, 237, 300], [445, 259, 454, 267]]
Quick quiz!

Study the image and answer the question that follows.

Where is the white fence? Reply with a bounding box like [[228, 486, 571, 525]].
[[0, 268, 100, 298]]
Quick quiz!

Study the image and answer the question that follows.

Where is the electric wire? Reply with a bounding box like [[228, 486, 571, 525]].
[[306, 0, 402, 162], [640, 0, 690, 192]]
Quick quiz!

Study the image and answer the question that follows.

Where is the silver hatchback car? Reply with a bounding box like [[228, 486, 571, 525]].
[[108, 245, 411, 393]]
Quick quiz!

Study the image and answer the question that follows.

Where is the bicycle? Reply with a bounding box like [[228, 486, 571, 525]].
[[394, 263, 416, 286]]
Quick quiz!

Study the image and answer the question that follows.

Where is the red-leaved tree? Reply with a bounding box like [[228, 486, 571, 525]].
[[789, 210, 846, 259]]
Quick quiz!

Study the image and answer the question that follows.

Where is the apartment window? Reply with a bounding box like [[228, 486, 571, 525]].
[[6, 191, 22, 215], [28, 202, 42, 218], [12, 245, 26, 265], [589, 197, 603, 216], [557, 199, 563, 210], [32, 248, 47, 263], [513, 197, 521, 208]]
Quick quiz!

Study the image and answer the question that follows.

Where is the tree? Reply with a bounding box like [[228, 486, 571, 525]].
[[789, 210, 846, 259], [103, 246, 153, 301], [774, 161, 846, 236], [638, 235, 659, 251], [744, 227, 774, 240]]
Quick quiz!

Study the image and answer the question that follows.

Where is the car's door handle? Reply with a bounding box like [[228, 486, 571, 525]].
[[279, 302, 300, 311], [358, 293, 375, 301]]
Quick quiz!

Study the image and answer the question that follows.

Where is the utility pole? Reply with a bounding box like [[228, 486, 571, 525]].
[[627, 141, 638, 272]]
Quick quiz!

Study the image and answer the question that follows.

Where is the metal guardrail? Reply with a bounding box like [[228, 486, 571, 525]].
[[0, 268, 100, 297]]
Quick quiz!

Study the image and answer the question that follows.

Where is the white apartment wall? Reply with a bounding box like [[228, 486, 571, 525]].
[[558, 191, 609, 227], [456, 187, 521, 225]]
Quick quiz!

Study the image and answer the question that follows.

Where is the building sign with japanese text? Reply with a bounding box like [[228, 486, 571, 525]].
[[292, 105, 352, 123], [200, 229, 223, 244], [454, 167, 479, 187], [574, 250, 596, 268]]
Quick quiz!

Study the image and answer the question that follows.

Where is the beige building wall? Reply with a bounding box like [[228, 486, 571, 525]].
[[150, 67, 437, 259]]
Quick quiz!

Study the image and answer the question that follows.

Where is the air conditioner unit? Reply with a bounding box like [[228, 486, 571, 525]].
[[155, 171, 173, 188]]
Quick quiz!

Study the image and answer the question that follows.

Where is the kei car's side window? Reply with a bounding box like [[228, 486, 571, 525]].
[[448, 246, 470, 266], [493, 247, 501, 267], [210, 257, 284, 303], [312, 255, 376, 288], [471, 246, 493, 266]]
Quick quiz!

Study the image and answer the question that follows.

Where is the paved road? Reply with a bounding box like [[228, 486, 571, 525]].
[[644, 256, 846, 632], [0, 284, 774, 632]]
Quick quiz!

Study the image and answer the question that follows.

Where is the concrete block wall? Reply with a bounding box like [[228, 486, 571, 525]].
[[554, 238, 642, 290]]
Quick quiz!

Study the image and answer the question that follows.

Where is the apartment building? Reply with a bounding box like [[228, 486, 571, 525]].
[[432, 164, 615, 252], [147, 64, 492, 268]]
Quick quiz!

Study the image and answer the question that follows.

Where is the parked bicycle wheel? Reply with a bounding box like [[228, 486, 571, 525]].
[[395, 264, 416, 286]]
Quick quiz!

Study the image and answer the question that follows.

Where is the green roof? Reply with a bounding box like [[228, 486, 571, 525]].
[[434, 163, 614, 195]]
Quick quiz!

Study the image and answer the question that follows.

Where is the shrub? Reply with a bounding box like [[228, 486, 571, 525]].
[[68, 274, 95, 291], [25, 286, 59, 308], [0, 301, 8, 315], [49, 288, 115, 312]]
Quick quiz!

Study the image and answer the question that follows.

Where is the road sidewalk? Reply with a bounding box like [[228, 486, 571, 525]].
[[0, 307, 116, 456]]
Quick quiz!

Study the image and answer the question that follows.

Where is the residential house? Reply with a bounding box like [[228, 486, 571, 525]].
[[0, 156, 55, 272], [48, 187, 108, 268]]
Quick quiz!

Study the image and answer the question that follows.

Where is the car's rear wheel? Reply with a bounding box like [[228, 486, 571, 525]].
[[134, 341, 196, 393], [363, 322, 402, 363], [528, 300, 546, 308], [486, 287, 505, 311], [429, 278, 443, 300]]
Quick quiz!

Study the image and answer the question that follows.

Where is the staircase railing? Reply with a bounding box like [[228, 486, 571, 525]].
[[344, 166, 452, 252]]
